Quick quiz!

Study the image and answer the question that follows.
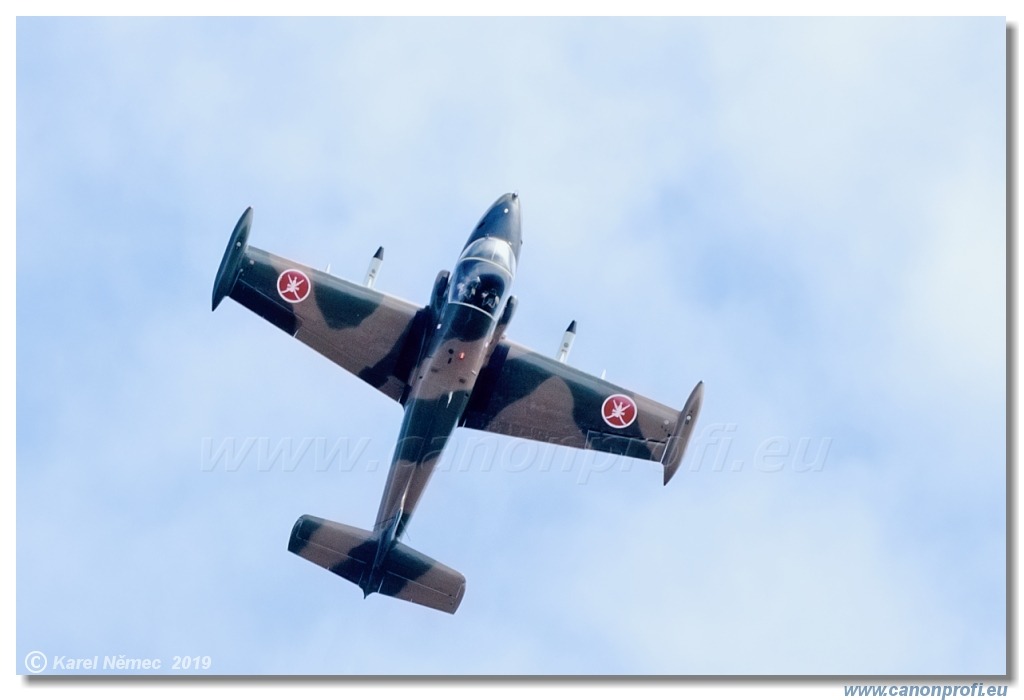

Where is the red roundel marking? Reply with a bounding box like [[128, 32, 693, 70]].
[[601, 394, 637, 429], [277, 269, 311, 303]]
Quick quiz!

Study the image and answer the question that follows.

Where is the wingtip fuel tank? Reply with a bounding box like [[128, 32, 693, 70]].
[[212, 207, 253, 311], [661, 380, 704, 485]]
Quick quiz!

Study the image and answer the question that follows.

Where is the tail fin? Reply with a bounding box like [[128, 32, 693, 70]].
[[288, 515, 466, 614]]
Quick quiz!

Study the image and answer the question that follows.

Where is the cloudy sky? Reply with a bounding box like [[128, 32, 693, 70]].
[[16, 17, 1005, 675]]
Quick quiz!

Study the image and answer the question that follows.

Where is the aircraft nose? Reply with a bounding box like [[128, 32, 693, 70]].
[[496, 192, 520, 225], [496, 192, 518, 213], [469, 193, 522, 255]]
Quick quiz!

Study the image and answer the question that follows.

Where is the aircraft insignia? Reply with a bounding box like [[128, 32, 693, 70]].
[[601, 394, 638, 429], [277, 269, 311, 303]]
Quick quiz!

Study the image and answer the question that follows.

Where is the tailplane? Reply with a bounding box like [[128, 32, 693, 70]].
[[288, 515, 466, 614]]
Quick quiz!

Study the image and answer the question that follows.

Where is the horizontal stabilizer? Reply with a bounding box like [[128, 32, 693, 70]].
[[288, 515, 466, 614]]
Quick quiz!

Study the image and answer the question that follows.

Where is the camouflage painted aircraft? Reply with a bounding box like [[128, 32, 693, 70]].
[[212, 193, 704, 614]]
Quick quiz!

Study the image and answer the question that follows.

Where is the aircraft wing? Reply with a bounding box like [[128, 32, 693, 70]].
[[213, 208, 425, 403], [461, 339, 704, 484]]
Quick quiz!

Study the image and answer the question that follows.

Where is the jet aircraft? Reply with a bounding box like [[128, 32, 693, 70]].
[[212, 193, 704, 613]]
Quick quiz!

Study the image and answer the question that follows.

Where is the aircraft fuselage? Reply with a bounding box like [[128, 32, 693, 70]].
[[367, 193, 522, 589]]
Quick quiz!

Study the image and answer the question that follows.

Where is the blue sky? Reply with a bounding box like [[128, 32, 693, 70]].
[[16, 17, 1005, 675]]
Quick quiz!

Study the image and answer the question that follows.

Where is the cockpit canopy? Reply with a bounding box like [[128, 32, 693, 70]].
[[447, 238, 516, 317], [449, 259, 507, 316], [460, 237, 516, 276]]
